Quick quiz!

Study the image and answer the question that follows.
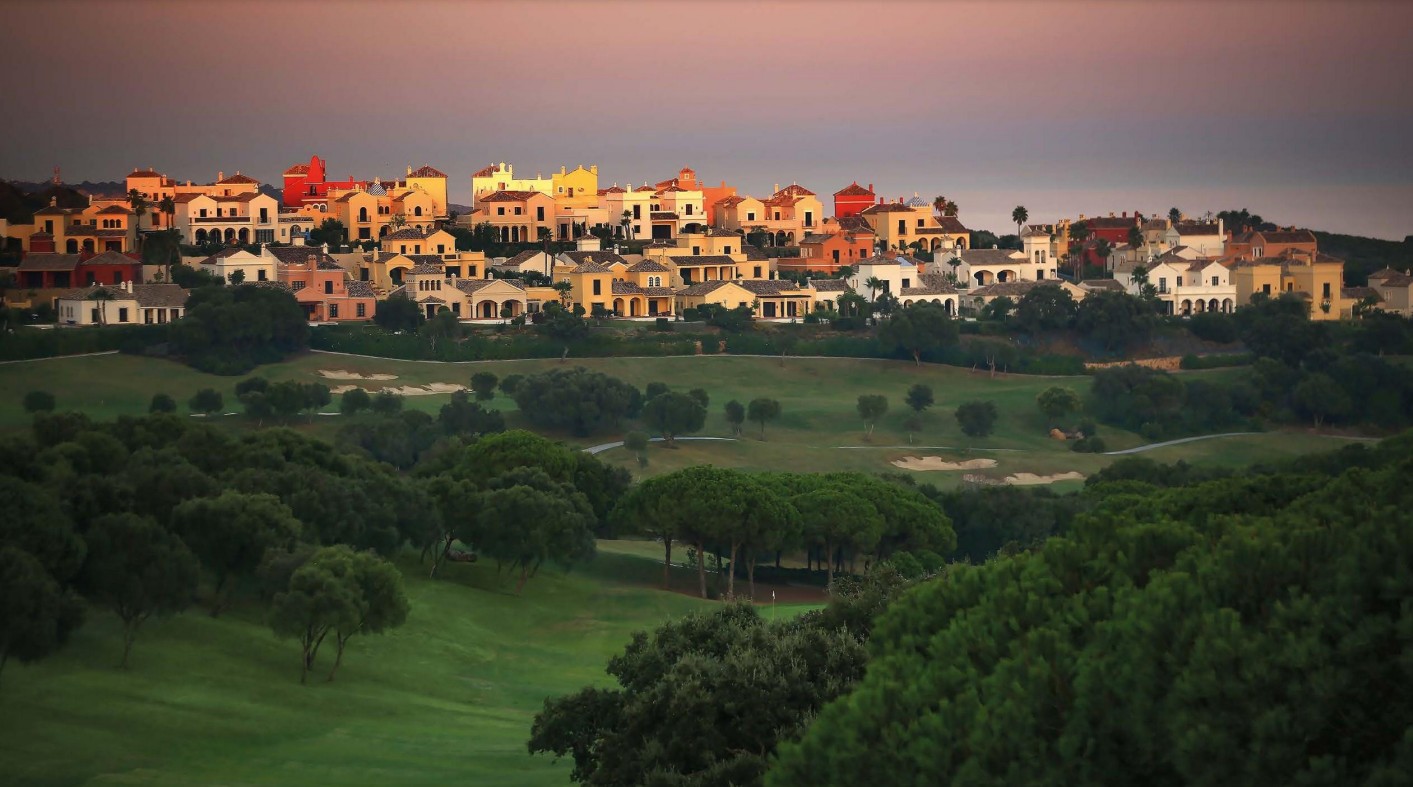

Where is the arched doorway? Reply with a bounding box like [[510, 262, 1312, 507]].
[[479, 301, 496, 319], [196, 229, 208, 243], [81, 239, 94, 254], [65, 239, 79, 253], [390, 267, 407, 286], [224, 228, 236, 243], [630, 299, 641, 317], [238, 228, 249, 243]]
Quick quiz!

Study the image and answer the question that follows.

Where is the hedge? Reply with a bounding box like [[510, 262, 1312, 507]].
[[0, 324, 172, 362]]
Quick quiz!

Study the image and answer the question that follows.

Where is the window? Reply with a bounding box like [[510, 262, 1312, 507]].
[[414, 206, 423, 217], [199, 209, 207, 218], [1211, 276, 1219, 286], [114, 271, 124, 284], [359, 227, 371, 240], [1262, 284, 1271, 294], [753, 266, 762, 278], [256, 229, 274, 243], [1158, 277, 1168, 292], [917, 218, 924, 228], [774, 212, 781, 220], [330, 304, 339, 318], [447, 267, 460, 277], [514, 207, 523, 215], [805, 211, 813, 227], [437, 244, 445, 254], [685, 204, 693, 215], [633, 205, 641, 219], [324, 280, 333, 294], [692, 246, 701, 255], [497, 207, 505, 216], [593, 280, 601, 296], [356, 303, 366, 318], [1177, 276, 1184, 287], [258, 269, 267, 281], [293, 281, 306, 291], [1322, 282, 1332, 298], [118, 307, 129, 323], [897, 220, 905, 234], [724, 246, 731, 254], [90, 308, 99, 322], [747, 212, 755, 221], [902, 278, 911, 288]]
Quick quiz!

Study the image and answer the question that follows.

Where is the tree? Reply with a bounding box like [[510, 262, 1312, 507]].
[[530, 604, 867, 787], [437, 390, 505, 436], [373, 295, 424, 332], [552, 281, 574, 308], [539, 301, 589, 342], [512, 367, 641, 436], [640, 392, 706, 447], [955, 400, 998, 438], [623, 430, 650, 466], [477, 478, 595, 593], [270, 546, 363, 684], [878, 301, 957, 364], [0, 546, 83, 682], [1013, 285, 1078, 334], [856, 394, 888, 439], [327, 549, 408, 681], [747, 397, 781, 440], [421, 307, 460, 353], [1075, 290, 1154, 353], [792, 485, 883, 589], [170, 491, 301, 615], [340, 388, 371, 415], [864, 276, 885, 301], [1012, 205, 1029, 236], [80, 513, 199, 667], [127, 188, 149, 251], [148, 393, 176, 414], [172, 285, 308, 374], [724, 399, 746, 437], [1168, 206, 1182, 223], [91, 287, 115, 326], [189, 388, 223, 416], [307, 218, 346, 248], [470, 371, 498, 402], [1127, 224, 1144, 251], [980, 295, 1015, 321], [1292, 373, 1351, 428], [687, 388, 709, 410], [371, 390, 404, 416], [23, 390, 55, 414], [904, 384, 933, 442], [228, 269, 246, 285], [1036, 386, 1081, 421]]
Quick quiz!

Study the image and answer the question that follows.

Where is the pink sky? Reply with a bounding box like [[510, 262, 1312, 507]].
[[2, 0, 1410, 238]]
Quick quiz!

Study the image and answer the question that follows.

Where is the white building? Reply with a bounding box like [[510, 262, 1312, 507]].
[[173, 191, 283, 246], [199, 247, 275, 284]]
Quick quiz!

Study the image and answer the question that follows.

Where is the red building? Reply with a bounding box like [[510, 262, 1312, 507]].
[[282, 155, 368, 210], [1076, 212, 1141, 245], [15, 250, 143, 289], [833, 182, 876, 218]]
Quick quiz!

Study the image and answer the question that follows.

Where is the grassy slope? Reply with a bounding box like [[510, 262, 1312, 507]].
[[0, 549, 727, 787], [0, 352, 1347, 486]]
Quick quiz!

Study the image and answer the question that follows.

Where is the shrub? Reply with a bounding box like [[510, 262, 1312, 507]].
[[148, 393, 177, 414], [22, 390, 56, 413]]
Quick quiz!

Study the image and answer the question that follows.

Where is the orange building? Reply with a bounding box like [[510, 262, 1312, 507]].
[[270, 246, 376, 322], [794, 216, 876, 273]]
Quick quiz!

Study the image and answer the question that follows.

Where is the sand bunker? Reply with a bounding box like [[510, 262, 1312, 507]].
[[891, 456, 998, 471], [328, 383, 466, 396], [1003, 472, 1085, 486], [318, 369, 398, 381]]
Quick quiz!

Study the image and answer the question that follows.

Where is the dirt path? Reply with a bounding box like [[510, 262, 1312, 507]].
[[1101, 432, 1259, 455]]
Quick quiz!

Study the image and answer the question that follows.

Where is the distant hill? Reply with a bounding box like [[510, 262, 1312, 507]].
[[448, 203, 474, 217], [8, 179, 125, 199], [0, 181, 91, 223], [1313, 231, 1413, 284]]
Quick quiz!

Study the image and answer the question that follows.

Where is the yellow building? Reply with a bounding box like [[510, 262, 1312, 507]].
[[597, 185, 653, 241], [552, 165, 600, 211], [472, 162, 553, 205], [861, 195, 971, 252], [8, 199, 136, 255], [394, 266, 529, 320], [472, 191, 556, 243], [403, 165, 450, 219], [1229, 249, 1345, 320]]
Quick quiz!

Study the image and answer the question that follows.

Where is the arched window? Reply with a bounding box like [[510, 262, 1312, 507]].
[[414, 206, 423, 217]]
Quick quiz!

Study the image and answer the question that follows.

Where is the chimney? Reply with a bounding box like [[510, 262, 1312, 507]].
[[868, 183, 873, 192], [217, 171, 224, 181], [407, 165, 413, 176], [1122, 211, 1127, 218], [774, 184, 779, 193]]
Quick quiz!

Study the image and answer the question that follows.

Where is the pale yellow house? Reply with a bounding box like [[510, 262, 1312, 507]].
[[1230, 250, 1345, 319], [861, 196, 970, 253], [472, 162, 553, 205], [393, 266, 529, 320], [200, 247, 275, 284], [55, 282, 188, 326], [597, 185, 652, 240], [381, 227, 458, 257], [472, 190, 556, 243], [1368, 268, 1413, 315], [713, 195, 767, 235]]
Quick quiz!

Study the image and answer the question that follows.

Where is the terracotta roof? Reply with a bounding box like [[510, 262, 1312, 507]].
[[935, 216, 969, 233], [858, 254, 901, 266], [1342, 286, 1381, 301], [266, 246, 337, 266], [833, 182, 874, 197], [408, 165, 447, 178], [419, 295, 446, 304], [479, 190, 541, 202], [741, 243, 769, 261], [645, 286, 675, 297], [810, 279, 852, 292], [33, 204, 73, 216], [714, 195, 748, 208], [212, 193, 259, 203], [1257, 230, 1316, 244], [676, 281, 735, 296], [346, 281, 376, 298], [611, 280, 645, 295], [473, 164, 502, 178], [957, 248, 1026, 265], [1080, 278, 1126, 292], [651, 211, 678, 220], [800, 233, 834, 245], [627, 259, 669, 272], [128, 168, 165, 178], [670, 254, 735, 266], [900, 274, 957, 296], [83, 250, 142, 266], [860, 202, 912, 215], [598, 186, 626, 195], [217, 173, 259, 185], [410, 264, 443, 275], [502, 249, 546, 267], [739, 279, 806, 296], [762, 194, 801, 208], [383, 228, 428, 240], [283, 164, 311, 176], [172, 193, 204, 203], [97, 204, 134, 215], [563, 251, 628, 267], [569, 261, 614, 274], [834, 216, 874, 234], [657, 185, 687, 193], [772, 184, 815, 198], [969, 279, 1068, 298]]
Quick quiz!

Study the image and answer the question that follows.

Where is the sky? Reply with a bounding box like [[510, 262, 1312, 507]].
[[3, 0, 1411, 239]]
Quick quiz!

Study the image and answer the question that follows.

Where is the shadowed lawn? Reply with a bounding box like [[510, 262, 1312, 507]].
[[0, 552, 707, 787]]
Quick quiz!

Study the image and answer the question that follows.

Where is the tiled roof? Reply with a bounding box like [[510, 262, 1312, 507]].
[[741, 243, 769, 261], [247, 280, 292, 292], [133, 284, 189, 307], [1342, 286, 1381, 301], [97, 204, 133, 215], [714, 195, 748, 208], [1258, 230, 1316, 244], [200, 248, 247, 264], [670, 254, 736, 266], [569, 262, 614, 274], [344, 281, 375, 298], [935, 216, 969, 233], [611, 280, 645, 295], [859, 201, 912, 214], [701, 228, 739, 237], [217, 172, 260, 185], [651, 211, 678, 220], [455, 279, 491, 295], [969, 279, 1066, 298], [479, 190, 541, 202], [419, 295, 446, 304], [645, 286, 676, 297], [1020, 227, 1052, 238], [34, 204, 73, 216], [410, 264, 443, 275], [677, 281, 734, 296], [1375, 272, 1413, 288], [1368, 267, 1405, 281], [473, 164, 502, 178], [858, 254, 901, 266], [1080, 278, 1126, 292], [810, 279, 852, 292], [1173, 221, 1219, 235], [385, 285, 408, 298], [958, 248, 1026, 265], [739, 279, 806, 296], [383, 228, 428, 240], [834, 216, 874, 234], [55, 285, 134, 301], [771, 184, 815, 198], [1081, 216, 1139, 229], [212, 193, 259, 202], [128, 168, 165, 178], [563, 251, 628, 267], [657, 185, 688, 193], [172, 193, 204, 203], [627, 259, 669, 272], [83, 250, 141, 266], [833, 182, 874, 197], [17, 255, 81, 274], [283, 164, 310, 175], [408, 165, 447, 178], [762, 194, 801, 208], [266, 246, 337, 266], [900, 274, 957, 296], [598, 186, 625, 195], [801, 233, 834, 245]]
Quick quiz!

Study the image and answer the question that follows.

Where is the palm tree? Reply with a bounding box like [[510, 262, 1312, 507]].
[[91, 287, 115, 326], [1168, 207, 1182, 223], [127, 189, 149, 256], [933, 195, 948, 215], [943, 199, 959, 217], [158, 195, 175, 232], [1012, 205, 1028, 236], [620, 210, 632, 240], [865, 276, 885, 301]]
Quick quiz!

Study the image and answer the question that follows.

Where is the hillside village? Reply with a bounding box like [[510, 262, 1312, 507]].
[[2, 158, 1406, 328]]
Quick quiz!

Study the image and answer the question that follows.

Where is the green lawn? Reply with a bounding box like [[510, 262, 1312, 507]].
[[0, 352, 1351, 486], [0, 546, 710, 787]]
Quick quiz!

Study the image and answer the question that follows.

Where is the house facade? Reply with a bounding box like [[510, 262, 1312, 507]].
[[54, 282, 188, 326]]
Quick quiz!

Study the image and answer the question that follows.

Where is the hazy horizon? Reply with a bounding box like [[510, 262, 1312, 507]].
[[3, 0, 1410, 240]]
